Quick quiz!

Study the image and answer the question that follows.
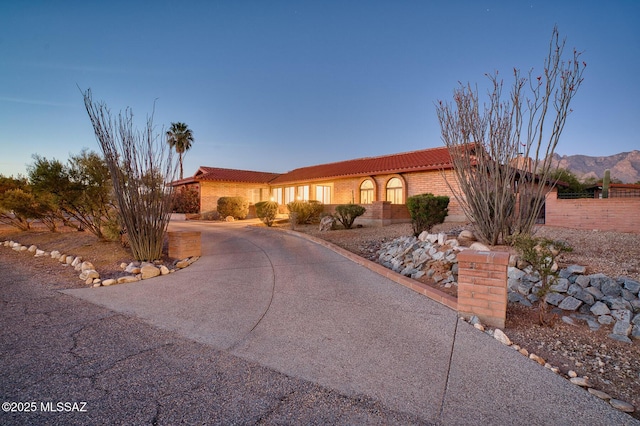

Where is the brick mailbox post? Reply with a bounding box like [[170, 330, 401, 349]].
[[168, 231, 201, 259], [457, 250, 510, 329]]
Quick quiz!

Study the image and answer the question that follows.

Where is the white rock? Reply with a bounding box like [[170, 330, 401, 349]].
[[34, 249, 45, 257], [79, 269, 100, 281], [117, 276, 140, 284], [473, 323, 485, 332], [568, 370, 578, 378], [469, 242, 491, 252], [51, 250, 60, 258], [80, 261, 95, 272], [71, 256, 82, 267], [120, 262, 128, 270], [125, 262, 141, 274], [160, 265, 170, 275], [569, 377, 591, 387], [102, 279, 116, 286], [141, 264, 161, 279], [58, 254, 67, 262], [28, 245, 37, 253], [609, 399, 635, 413], [587, 388, 611, 401], [65, 255, 74, 265], [529, 353, 546, 366], [458, 230, 476, 241], [493, 328, 512, 346]]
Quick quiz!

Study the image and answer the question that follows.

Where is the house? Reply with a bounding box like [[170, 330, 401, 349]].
[[173, 146, 465, 225]]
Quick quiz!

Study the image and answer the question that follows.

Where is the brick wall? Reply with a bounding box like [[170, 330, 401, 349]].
[[457, 250, 510, 329], [278, 169, 465, 222], [544, 189, 640, 233], [200, 182, 270, 213]]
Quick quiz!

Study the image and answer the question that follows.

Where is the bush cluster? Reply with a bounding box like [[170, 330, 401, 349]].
[[172, 187, 200, 214], [0, 151, 120, 239], [334, 204, 366, 229], [406, 193, 449, 236], [287, 200, 324, 224], [255, 201, 279, 227], [217, 197, 249, 220]]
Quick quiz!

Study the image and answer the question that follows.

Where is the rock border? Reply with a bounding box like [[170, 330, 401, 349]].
[[2, 239, 199, 287], [463, 315, 636, 414]]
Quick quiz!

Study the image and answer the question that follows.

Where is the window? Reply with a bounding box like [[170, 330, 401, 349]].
[[360, 180, 374, 204], [386, 177, 403, 204], [249, 188, 262, 204], [284, 187, 296, 204], [316, 185, 331, 204], [272, 187, 283, 204], [297, 185, 309, 201]]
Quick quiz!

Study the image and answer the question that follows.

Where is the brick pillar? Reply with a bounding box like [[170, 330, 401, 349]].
[[371, 201, 391, 226], [168, 231, 201, 259], [457, 250, 510, 329]]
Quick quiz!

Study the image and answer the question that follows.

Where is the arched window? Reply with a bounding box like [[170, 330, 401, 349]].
[[360, 179, 374, 204], [386, 177, 403, 204]]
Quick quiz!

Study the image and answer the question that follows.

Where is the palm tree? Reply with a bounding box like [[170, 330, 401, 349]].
[[166, 122, 194, 179]]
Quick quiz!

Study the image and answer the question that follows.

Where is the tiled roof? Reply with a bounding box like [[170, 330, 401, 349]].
[[270, 146, 453, 184], [194, 167, 281, 184]]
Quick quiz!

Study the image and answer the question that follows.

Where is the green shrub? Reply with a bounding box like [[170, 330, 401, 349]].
[[217, 197, 249, 219], [508, 233, 572, 326], [287, 200, 324, 224], [334, 204, 366, 229], [406, 193, 449, 236], [255, 201, 279, 227]]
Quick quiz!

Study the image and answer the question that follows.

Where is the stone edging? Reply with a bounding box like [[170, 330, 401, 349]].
[[465, 315, 636, 414], [1, 239, 199, 287]]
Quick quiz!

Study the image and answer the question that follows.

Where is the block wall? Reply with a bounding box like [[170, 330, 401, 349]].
[[544, 189, 640, 234]]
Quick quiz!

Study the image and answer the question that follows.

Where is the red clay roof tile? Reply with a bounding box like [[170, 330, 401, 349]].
[[270, 146, 452, 184], [195, 167, 280, 184]]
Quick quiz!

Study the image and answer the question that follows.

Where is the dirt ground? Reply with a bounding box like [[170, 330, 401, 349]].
[[1, 220, 639, 418]]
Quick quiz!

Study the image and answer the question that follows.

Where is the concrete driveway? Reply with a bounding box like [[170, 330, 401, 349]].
[[56, 220, 636, 425]]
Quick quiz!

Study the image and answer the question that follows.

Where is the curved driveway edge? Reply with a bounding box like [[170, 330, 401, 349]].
[[62, 221, 638, 425], [273, 227, 458, 310]]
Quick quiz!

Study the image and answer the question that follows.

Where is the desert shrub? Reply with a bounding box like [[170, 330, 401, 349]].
[[217, 197, 249, 219], [509, 233, 572, 326], [172, 187, 200, 213], [255, 201, 279, 227], [334, 204, 366, 229], [406, 193, 450, 236], [287, 200, 324, 224]]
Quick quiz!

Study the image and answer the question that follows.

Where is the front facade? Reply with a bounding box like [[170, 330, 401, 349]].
[[173, 146, 466, 224]]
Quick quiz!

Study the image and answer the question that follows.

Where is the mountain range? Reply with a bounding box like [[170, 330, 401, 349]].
[[550, 150, 640, 184]]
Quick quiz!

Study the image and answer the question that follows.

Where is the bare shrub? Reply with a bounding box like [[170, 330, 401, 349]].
[[82, 89, 176, 261]]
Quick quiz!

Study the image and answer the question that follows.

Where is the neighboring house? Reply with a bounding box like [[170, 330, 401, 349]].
[[173, 146, 465, 225]]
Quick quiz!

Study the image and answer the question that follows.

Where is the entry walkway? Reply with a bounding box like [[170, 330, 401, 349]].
[[64, 221, 637, 425]]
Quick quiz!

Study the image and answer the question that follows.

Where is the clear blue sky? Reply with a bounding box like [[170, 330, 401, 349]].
[[1, 0, 638, 178]]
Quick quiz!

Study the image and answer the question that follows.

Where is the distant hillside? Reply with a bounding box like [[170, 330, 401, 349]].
[[550, 150, 640, 183]]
